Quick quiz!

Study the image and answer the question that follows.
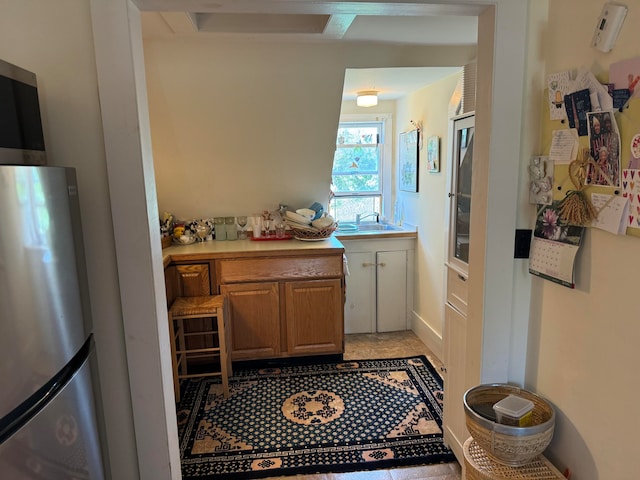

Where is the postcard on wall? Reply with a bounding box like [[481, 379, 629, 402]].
[[586, 111, 621, 187], [622, 169, 640, 229], [529, 156, 553, 205], [549, 129, 578, 164], [591, 193, 629, 235], [610, 57, 640, 98], [529, 201, 585, 289], [564, 89, 592, 136], [399, 129, 419, 192], [575, 67, 613, 112], [547, 71, 571, 120]]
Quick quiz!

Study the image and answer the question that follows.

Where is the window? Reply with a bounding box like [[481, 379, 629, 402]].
[[330, 120, 385, 223]]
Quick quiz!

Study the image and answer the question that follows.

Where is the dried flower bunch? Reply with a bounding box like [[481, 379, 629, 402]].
[[558, 148, 598, 226]]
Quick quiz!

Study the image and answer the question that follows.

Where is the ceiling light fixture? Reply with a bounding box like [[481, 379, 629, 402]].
[[356, 91, 378, 107]]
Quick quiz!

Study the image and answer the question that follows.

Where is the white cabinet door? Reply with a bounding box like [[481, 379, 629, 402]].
[[443, 302, 468, 462], [376, 250, 407, 332], [344, 251, 375, 334]]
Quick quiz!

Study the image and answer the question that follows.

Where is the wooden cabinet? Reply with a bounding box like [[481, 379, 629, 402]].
[[164, 242, 345, 362], [218, 254, 344, 361], [220, 282, 281, 361], [285, 278, 343, 356]]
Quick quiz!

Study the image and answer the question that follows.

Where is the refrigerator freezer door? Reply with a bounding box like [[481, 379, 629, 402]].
[[0, 166, 91, 421], [0, 343, 105, 479]]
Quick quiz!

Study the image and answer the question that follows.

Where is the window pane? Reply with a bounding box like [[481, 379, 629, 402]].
[[331, 121, 384, 224], [330, 196, 381, 223], [337, 126, 379, 145], [332, 173, 380, 193], [333, 145, 379, 173]]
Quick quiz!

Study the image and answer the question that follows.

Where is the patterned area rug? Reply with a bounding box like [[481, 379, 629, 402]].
[[177, 356, 455, 479]]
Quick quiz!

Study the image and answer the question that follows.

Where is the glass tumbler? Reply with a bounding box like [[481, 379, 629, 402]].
[[214, 217, 226, 241], [225, 216, 238, 240]]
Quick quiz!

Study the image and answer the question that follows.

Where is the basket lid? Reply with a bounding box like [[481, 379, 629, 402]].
[[493, 394, 534, 417]]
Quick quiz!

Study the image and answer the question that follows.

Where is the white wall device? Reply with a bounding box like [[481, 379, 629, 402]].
[[592, 3, 628, 53]]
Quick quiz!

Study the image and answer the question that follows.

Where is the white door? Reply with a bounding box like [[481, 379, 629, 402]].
[[376, 250, 407, 332], [343, 251, 375, 334]]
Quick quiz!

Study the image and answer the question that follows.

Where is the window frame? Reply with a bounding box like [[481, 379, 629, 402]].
[[331, 113, 393, 223]]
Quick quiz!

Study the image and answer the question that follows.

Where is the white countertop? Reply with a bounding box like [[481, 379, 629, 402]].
[[163, 235, 344, 263]]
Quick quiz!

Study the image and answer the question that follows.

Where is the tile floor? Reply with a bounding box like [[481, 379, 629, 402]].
[[269, 330, 462, 480]]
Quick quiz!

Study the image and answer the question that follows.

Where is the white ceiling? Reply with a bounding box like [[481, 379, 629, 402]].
[[138, 0, 478, 101]]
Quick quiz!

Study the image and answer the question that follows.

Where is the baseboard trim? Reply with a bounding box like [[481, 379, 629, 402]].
[[410, 311, 443, 363]]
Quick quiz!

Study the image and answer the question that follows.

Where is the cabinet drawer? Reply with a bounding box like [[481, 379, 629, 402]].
[[446, 268, 468, 315], [218, 255, 343, 283]]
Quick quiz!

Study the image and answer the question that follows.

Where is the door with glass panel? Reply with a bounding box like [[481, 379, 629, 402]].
[[448, 113, 475, 273]]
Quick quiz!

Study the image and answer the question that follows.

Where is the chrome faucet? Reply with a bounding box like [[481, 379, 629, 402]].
[[355, 212, 379, 225]]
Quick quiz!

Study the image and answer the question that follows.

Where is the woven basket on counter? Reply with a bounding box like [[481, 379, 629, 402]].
[[463, 384, 555, 467], [161, 235, 173, 249], [288, 224, 336, 240]]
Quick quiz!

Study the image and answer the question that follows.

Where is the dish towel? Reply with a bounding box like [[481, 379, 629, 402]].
[[343, 253, 350, 276]]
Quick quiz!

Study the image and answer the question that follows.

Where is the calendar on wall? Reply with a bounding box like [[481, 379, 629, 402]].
[[529, 202, 585, 288]]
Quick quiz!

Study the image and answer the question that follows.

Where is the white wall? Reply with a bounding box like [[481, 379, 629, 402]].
[[0, 1, 138, 478], [527, 2, 640, 478], [396, 75, 461, 356], [142, 29, 475, 221]]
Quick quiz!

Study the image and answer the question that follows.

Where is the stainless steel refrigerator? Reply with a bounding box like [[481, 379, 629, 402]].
[[0, 166, 106, 479]]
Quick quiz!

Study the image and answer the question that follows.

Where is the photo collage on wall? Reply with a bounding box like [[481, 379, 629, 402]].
[[546, 60, 640, 238]]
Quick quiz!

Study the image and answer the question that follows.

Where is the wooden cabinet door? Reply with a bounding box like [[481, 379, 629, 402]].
[[176, 264, 210, 296], [164, 265, 178, 308], [284, 279, 343, 356], [443, 302, 468, 461], [221, 282, 281, 361]]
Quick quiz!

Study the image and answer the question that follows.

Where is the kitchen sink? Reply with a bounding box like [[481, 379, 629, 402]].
[[336, 223, 404, 233], [357, 224, 403, 231]]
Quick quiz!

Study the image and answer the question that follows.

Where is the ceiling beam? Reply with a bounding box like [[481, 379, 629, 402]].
[[159, 12, 197, 33], [134, 0, 485, 17], [323, 14, 357, 38]]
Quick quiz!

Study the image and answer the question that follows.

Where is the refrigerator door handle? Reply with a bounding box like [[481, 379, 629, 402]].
[[0, 335, 94, 445]]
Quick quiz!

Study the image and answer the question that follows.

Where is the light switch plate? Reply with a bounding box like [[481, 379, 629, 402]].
[[592, 3, 628, 53]]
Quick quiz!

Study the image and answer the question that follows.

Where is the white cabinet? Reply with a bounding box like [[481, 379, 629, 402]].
[[447, 113, 474, 274], [341, 238, 414, 334], [443, 287, 468, 462], [376, 250, 407, 332], [443, 113, 474, 462], [343, 251, 376, 334]]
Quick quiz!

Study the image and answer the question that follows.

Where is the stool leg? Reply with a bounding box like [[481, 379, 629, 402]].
[[168, 313, 180, 402], [216, 308, 230, 398], [177, 317, 187, 377]]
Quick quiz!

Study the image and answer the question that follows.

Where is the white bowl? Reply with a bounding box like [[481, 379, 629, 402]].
[[295, 208, 316, 220], [176, 235, 196, 245], [312, 215, 335, 229], [286, 210, 312, 225]]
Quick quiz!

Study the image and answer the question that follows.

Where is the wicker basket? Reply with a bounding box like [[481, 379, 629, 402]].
[[288, 224, 336, 240], [464, 438, 565, 480], [161, 235, 173, 249], [463, 384, 555, 467]]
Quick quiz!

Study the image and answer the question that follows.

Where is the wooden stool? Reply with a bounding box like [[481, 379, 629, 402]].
[[463, 438, 565, 480], [168, 295, 232, 402]]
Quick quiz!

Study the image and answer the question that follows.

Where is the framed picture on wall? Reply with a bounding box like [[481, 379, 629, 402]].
[[399, 129, 419, 192], [427, 135, 440, 173]]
